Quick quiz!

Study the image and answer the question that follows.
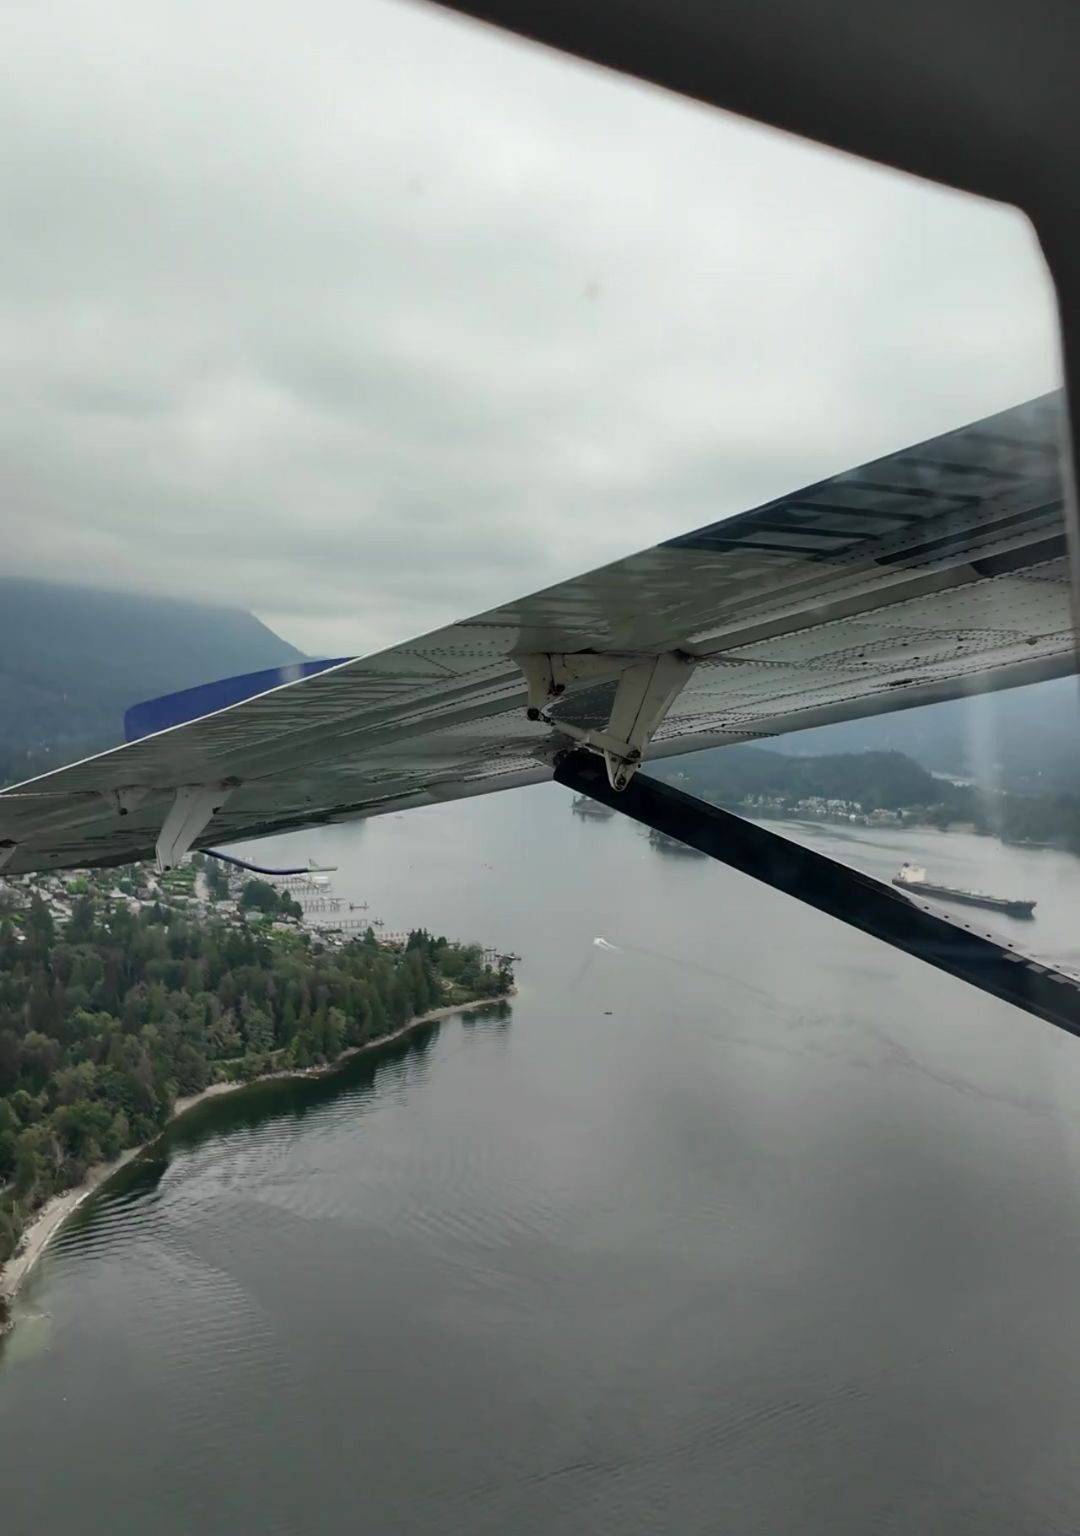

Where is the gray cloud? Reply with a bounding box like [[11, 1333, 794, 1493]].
[[1, 0, 1062, 657]]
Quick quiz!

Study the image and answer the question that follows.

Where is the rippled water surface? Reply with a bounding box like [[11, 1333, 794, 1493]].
[[6, 785, 1080, 1533]]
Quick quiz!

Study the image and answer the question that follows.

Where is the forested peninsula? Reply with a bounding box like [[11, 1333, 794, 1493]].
[[0, 860, 513, 1323]]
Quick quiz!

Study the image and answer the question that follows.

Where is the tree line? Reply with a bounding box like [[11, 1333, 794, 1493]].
[[0, 886, 511, 1273]]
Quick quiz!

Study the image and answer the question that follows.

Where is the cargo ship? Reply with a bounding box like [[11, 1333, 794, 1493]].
[[892, 862, 1036, 918]]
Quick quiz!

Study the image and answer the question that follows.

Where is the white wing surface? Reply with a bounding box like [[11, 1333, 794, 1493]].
[[1, 391, 1072, 875]]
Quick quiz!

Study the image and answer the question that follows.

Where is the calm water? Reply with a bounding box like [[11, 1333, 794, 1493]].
[[6, 785, 1080, 1533]]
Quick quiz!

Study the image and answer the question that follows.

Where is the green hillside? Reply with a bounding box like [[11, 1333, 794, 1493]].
[[660, 746, 953, 813], [660, 743, 1080, 853], [768, 677, 1080, 793]]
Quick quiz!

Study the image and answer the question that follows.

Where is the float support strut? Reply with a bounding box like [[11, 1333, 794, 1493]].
[[156, 782, 237, 872]]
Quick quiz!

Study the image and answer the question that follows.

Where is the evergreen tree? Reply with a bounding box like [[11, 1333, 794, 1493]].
[[25, 895, 55, 954]]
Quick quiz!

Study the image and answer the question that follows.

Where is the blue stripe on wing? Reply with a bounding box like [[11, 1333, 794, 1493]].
[[124, 658, 352, 742]]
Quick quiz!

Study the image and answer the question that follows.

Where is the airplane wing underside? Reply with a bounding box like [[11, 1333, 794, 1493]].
[[1, 390, 1073, 876]]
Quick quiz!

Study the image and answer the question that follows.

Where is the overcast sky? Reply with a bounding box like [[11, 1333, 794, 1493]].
[[1, 0, 1063, 657]]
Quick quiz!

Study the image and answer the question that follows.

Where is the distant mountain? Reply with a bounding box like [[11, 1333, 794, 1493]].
[[0, 578, 303, 785], [764, 677, 1080, 793]]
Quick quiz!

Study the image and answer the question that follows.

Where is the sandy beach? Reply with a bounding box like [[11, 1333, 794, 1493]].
[[0, 992, 509, 1316]]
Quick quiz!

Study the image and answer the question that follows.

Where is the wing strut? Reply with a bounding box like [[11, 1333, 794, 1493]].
[[553, 750, 1080, 1040]]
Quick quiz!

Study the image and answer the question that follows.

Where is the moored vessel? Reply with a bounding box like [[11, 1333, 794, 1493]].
[[648, 826, 706, 857], [572, 793, 614, 819]]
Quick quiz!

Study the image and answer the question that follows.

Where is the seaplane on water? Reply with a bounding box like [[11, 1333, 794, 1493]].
[[4, 0, 1080, 1046]]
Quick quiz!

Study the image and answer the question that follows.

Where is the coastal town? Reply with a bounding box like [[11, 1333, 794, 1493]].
[[734, 794, 908, 828], [1, 855, 519, 963], [2, 857, 376, 950]]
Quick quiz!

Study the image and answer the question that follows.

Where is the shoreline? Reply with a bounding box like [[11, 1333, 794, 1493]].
[[0, 992, 510, 1318]]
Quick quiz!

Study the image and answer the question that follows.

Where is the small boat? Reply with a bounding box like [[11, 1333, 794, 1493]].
[[892, 862, 1036, 918]]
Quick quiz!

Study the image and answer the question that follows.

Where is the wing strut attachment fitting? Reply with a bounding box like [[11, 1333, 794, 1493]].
[[156, 781, 239, 873], [517, 651, 695, 790]]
